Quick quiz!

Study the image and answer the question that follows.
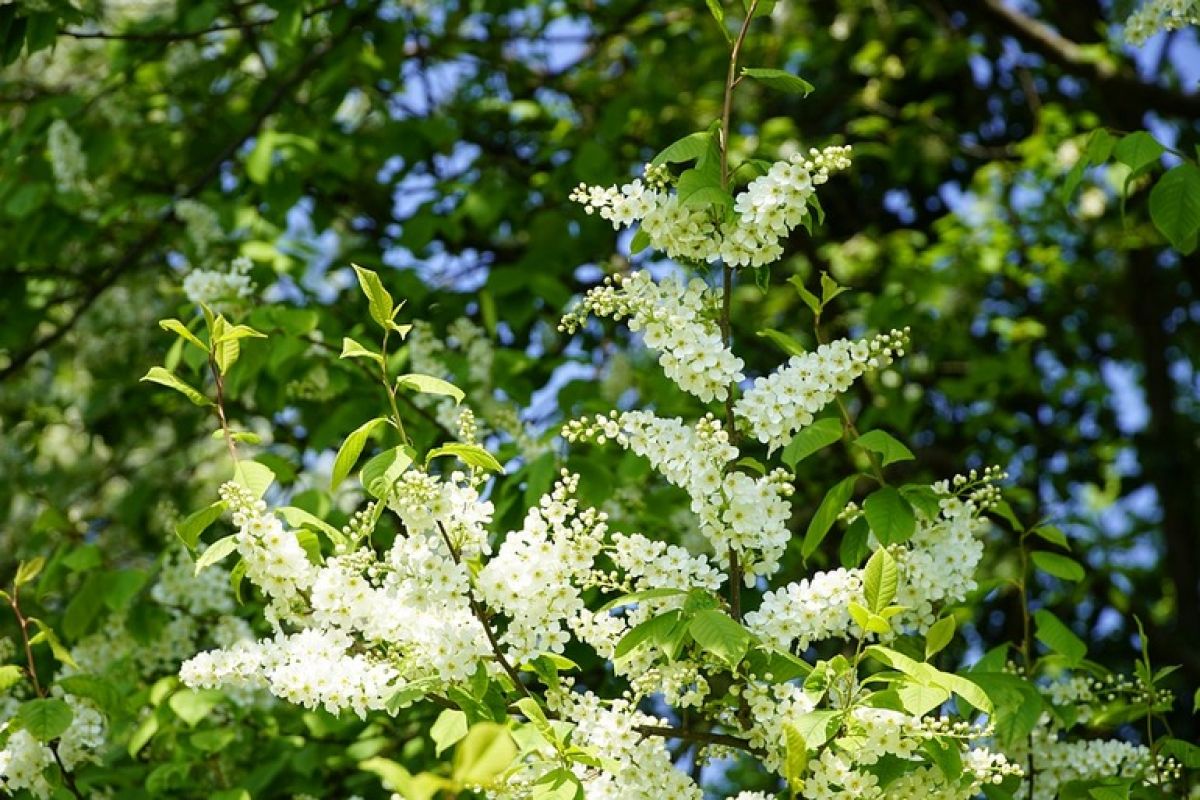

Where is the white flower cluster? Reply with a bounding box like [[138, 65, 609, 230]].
[[746, 474, 993, 651], [181, 628, 399, 718], [477, 472, 606, 665], [571, 146, 852, 267], [222, 482, 316, 619], [560, 271, 744, 403], [182, 255, 255, 309], [1011, 723, 1179, 800], [563, 411, 794, 581], [1125, 0, 1200, 44], [47, 119, 88, 194], [498, 689, 702, 800], [387, 470, 493, 558], [735, 328, 910, 452], [799, 711, 1019, 800], [174, 198, 224, 256], [0, 695, 105, 799]]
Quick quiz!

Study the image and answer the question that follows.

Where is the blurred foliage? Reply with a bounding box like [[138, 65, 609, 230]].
[[0, 0, 1198, 796]]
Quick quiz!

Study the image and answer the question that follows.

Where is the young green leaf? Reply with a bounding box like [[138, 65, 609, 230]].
[[650, 131, 712, 168], [395, 373, 465, 404], [862, 548, 898, 613], [175, 500, 226, 550], [1149, 163, 1200, 254], [352, 264, 397, 328], [361, 446, 415, 498], [431, 708, 469, 756], [331, 417, 387, 490], [741, 67, 814, 96], [232, 460, 275, 499], [159, 318, 209, 352], [925, 616, 956, 660], [426, 443, 504, 474], [141, 367, 212, 407], [782, 722, 808, 788], [194, 535, 239, 574], [340, 337, 384, 366]]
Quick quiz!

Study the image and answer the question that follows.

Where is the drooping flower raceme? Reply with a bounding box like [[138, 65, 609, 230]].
[[560, 271, 744, 403], [182, 255, 255, 309], [1125, 0, 1200, 44], [734, 328, 910, 452], [571, 145, 852, 268]]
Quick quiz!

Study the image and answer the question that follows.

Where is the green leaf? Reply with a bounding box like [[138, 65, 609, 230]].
[[862, 548, 898, 613], [352, 264, 397, 328], [782, 722, 808, 788], [159, 318, 209, 352], [194, 535, 239, 574], [614, 610, 682, 660], [396, 373, 465, 404], [780, 417, 842, 468], [839, 517, 870, 567], [141, 367, 212, 407], [175, 501, 226, 550], [597, 587, 688, 613], [788, 709, 839, 750], [1031, 551, 1085, 582], [340, 337, 384, 365], [1033, 609, 1087, 666], [650, 131, 711, 167], [168, 689, 221, 727], [688, 610, 751, 668], [233, 460, 275, 499], [0, 664, 24, 693], [925, 616, 956, 659], [55, 675, 121, 714], [741, 67, 814, 96], [431, 709, 469, 756], [27, 619, 77, 668], [788, 276, 823, 316], [863, 487, 916, 545], [802, 475, 858, 559], [854, 430, 914, 466], [361, 446, 415, 498], [963, 672, 1043, 747], [453, 722, 519, 787], [756, 328, 806, 357], [277, 506, 345, 547], [331, 417, 386, 490], [16, 698, 73, 741], [426, 442, 504, 473], [1149, 163, 1200, 253], [1032, 525, 1070, 550], [1112, 131, 1164, 179], [15, 557, 45, 586]]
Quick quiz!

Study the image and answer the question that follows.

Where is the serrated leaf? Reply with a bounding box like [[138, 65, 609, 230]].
[[396, 373, 465, 404], [925, 616, 956, 659], [1031, 551, 1084, 582], [426, 443, 504, 473], [863, 486, 916, 545], [614, 610, 682, 660], [353, 264, 396, 328], [854, 429, 914, 466], [331, 417, 386, 490], [277, 506, 346, 548], [141, 367, 211, 407], [742, 67, 814, 96], [1033, 609, 1087, 666], [175, 501, 226, 550], [1149, 163, 1200, 253], [802, 474, 858, 559], [16, 698, 73, 741], [1113, 131, 1164, 178], [688, 610, 751, 667], [863, 548, 898, 613]]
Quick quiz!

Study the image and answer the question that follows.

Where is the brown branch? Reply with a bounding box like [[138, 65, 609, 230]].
[[633, 724, 762, 755], [60, 2, 344, 43], [970, 0, 1200, 117]]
